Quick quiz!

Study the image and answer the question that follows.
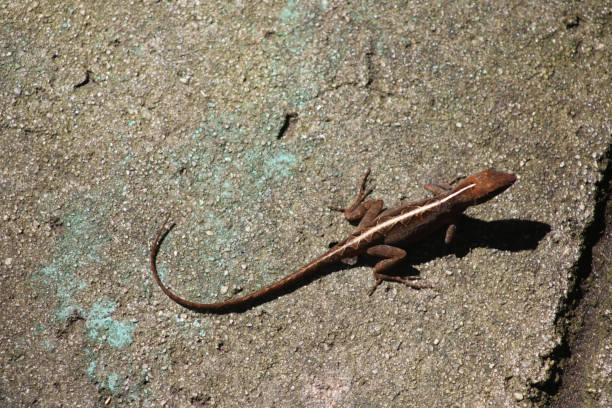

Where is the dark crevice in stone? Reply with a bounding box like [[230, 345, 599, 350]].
[[534, 142, 611, 405], [276, 112, 297, 140]]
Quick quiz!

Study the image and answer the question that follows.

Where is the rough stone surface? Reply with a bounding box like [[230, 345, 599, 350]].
[[1, 1, 610, 407]]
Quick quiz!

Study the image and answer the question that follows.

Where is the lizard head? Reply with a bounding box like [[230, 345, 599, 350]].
[[456, 169, 516, 205]]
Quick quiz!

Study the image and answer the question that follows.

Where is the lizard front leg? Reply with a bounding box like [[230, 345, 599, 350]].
[[424, 177, 463, 245], [423, 174, 464, 195], [366, 245, 433, 295]]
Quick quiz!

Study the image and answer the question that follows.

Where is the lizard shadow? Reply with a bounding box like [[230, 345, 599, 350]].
[[359, 215, 551, 278]]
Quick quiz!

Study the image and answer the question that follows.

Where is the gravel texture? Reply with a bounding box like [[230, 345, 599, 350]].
[[1, 1, 610, 407]]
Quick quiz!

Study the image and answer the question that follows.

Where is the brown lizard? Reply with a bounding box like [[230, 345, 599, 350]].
[[150, 168, 516, 313]]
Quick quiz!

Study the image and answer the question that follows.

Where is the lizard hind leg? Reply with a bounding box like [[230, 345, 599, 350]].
[[330, 168, 386, 231], [330, 168, 374, 221], [366, 245, 433, 296]]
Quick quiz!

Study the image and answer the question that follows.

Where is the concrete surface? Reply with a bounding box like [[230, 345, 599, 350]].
[[1, 1, 610, 407]]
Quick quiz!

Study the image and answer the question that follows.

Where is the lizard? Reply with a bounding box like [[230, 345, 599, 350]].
[[149, 168, 516, 313]]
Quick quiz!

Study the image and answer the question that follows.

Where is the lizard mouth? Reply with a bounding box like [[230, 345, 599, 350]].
[[474, 171, 516, 204]]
